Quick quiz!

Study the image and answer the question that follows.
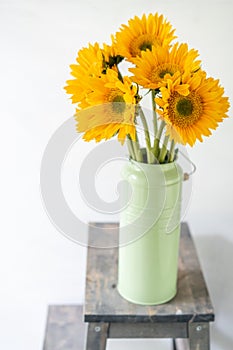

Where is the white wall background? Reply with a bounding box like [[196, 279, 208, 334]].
[[0, 0, 233, 349]]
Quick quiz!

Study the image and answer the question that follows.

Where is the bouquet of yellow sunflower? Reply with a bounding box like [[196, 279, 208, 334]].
[[65, 13, 229, 164]]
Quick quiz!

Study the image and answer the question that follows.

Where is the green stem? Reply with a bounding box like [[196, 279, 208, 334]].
[[159, 135, 170, 163], [151, 89, 157, 138], [132, 138, 143, 162], [127, 136, 135, 160], [153, 120, 166, 158], [169, 140, 176, 162], [139, 107, 154, 164], [116, 65, 123, 82]]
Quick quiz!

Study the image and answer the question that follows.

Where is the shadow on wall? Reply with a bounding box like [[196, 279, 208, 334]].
[[194, 234, 233, 350]]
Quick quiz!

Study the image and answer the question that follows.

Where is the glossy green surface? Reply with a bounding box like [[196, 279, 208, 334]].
[[118, 160, 183, 305]]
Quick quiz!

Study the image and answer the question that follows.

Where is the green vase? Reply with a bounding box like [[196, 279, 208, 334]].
[[117, 160, 183, 305]]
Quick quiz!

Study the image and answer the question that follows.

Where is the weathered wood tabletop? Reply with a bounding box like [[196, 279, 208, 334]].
[[43, 305, 86, 350], [84, 222, 214, 324]]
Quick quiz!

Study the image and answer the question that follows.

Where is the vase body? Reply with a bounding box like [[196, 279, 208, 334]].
[[117, 160, 183, 305]]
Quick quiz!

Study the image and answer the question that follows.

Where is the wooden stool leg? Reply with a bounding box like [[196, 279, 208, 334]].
[[85, 323, 109, 350], [173, 339, 189, 350], [189, 323, 210, 350], [172, 339, 177, 350]]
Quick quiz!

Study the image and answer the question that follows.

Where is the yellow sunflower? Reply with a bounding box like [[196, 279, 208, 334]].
[[64, 43, 103, 108], [64, 41, 122, 108], [76, 69, 138, 144], [156, 73, 230, 146], [130, 43, 201, 89], [115, 13, 176, 61]]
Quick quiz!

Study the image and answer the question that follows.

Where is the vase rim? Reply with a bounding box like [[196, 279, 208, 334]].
[[129, 158, 178, 169]]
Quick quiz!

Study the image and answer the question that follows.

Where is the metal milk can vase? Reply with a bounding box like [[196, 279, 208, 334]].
[[117, 160, 183, 305]]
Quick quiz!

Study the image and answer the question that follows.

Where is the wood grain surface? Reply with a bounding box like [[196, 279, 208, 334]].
[[84, 222, 214, 323], [43, 305, 86, 350]]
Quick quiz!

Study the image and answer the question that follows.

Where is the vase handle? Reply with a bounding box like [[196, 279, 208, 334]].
[[178, 150, 196, 181]]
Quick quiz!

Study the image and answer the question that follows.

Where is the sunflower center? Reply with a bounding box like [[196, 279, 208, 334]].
[[176, 99, 193, 116], [159, 69, 174, 78], [139, 42, 152, 51], [150, 64, 180, 83], [130, 34, 160, 57], [167, 91, 203, 128], [112, 95, 125, 103], [108, 92, 126, 114]]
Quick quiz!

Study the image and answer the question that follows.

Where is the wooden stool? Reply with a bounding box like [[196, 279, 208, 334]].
[[85, 222, 214, 350], [43, 222, 214, 350]]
